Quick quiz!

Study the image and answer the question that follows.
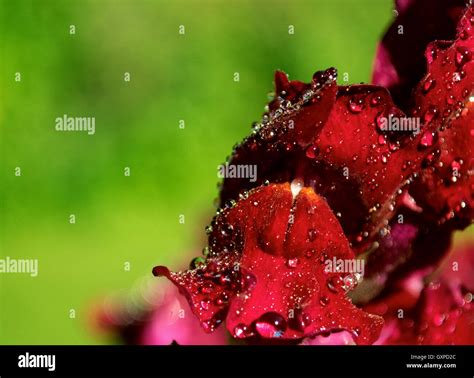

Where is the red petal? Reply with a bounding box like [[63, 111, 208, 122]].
[[156, 184, 383, 344], [372, 0, 467, 110], [221, 76, 429, 251], [219, 68, 337, 208], [225, 184, 383, 344], [365, 4, 474, 289], [404, 4, 474, 225], [153, 184, 296, 334], [310, 85, 424, 248]]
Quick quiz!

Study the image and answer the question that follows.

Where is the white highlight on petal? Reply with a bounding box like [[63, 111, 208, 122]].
[[290, 178, 304, 198]]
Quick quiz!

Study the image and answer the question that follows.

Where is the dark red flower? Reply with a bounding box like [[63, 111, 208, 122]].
[[218, 73, 427, 252], [363, 0, 474, 290], [406, 3, 474, 226], [154, 184, 383, 344], [148, 0, 474, 345]]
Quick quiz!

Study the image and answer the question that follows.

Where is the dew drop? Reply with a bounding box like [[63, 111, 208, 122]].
[[348, 97, 364, 113], [286, 257, 299, 268], [291, 178, 304, 198], [199, 281, 215, 294], [352, 327, 361, 338], [214, 292, 229, 306], [342, 274, 358, 292], [319, 296, 330, 307], [418, 131, 435, 149], [422, 152, 436, 168], [233, 323, 254, 338], [423, 105, 438, 124], [240, 270, 257, 291], [288, 308, 312, 331], [427, 45, 438, 64], [422, 76, 436, 94], [305, 144, 319, 159], [370, 94, 381, 107], [307, 228, 317, 242], [327, 276, 341, 293], [433, 313, 445, 326], [190, 256, 206, 269], [254, 312, 287, 338], [220, 223, 234, 237], [455, 46, 471, 68], [302, 90, 314, 102]]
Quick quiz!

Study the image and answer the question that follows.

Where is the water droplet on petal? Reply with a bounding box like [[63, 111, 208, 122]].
[[233, 323, 254, 338], [319, 296, 330, 307], [289, 308, 312, 331], [254, 312, 287, 338], [348, 97, 364, 113], [418, 131, 436, 149], [286, 258, 299, 268], [327, 276, 341, 293], [422, 76, 436, 94], [423, 105, 439, 124], [305, 144, 319, 159], [291, 178, 304, 198], [307, 228, 317, 242], [342, 274, 358, 292], [427, 45, 438, 64], [370, 95, 381, 107], [190, 257, 206, 269], [433, 313, 445, 326], [455, 46, 471, 68]]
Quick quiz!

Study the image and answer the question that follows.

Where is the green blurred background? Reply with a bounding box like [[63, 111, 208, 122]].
[[0, 0, 398, 344]]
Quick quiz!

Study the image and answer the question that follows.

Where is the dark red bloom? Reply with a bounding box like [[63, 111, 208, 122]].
[[406, 3, 474, 226], [154, 184, 383, 344], [364, 0, 474, 289], [148, 0, 474, 345], [219, 72, 427, 251]]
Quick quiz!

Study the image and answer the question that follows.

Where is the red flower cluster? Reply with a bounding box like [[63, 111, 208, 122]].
[[152, 0, 474, 345]]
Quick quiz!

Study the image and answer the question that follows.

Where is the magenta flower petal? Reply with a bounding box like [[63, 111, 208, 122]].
[[366, 241, 474, 345]]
